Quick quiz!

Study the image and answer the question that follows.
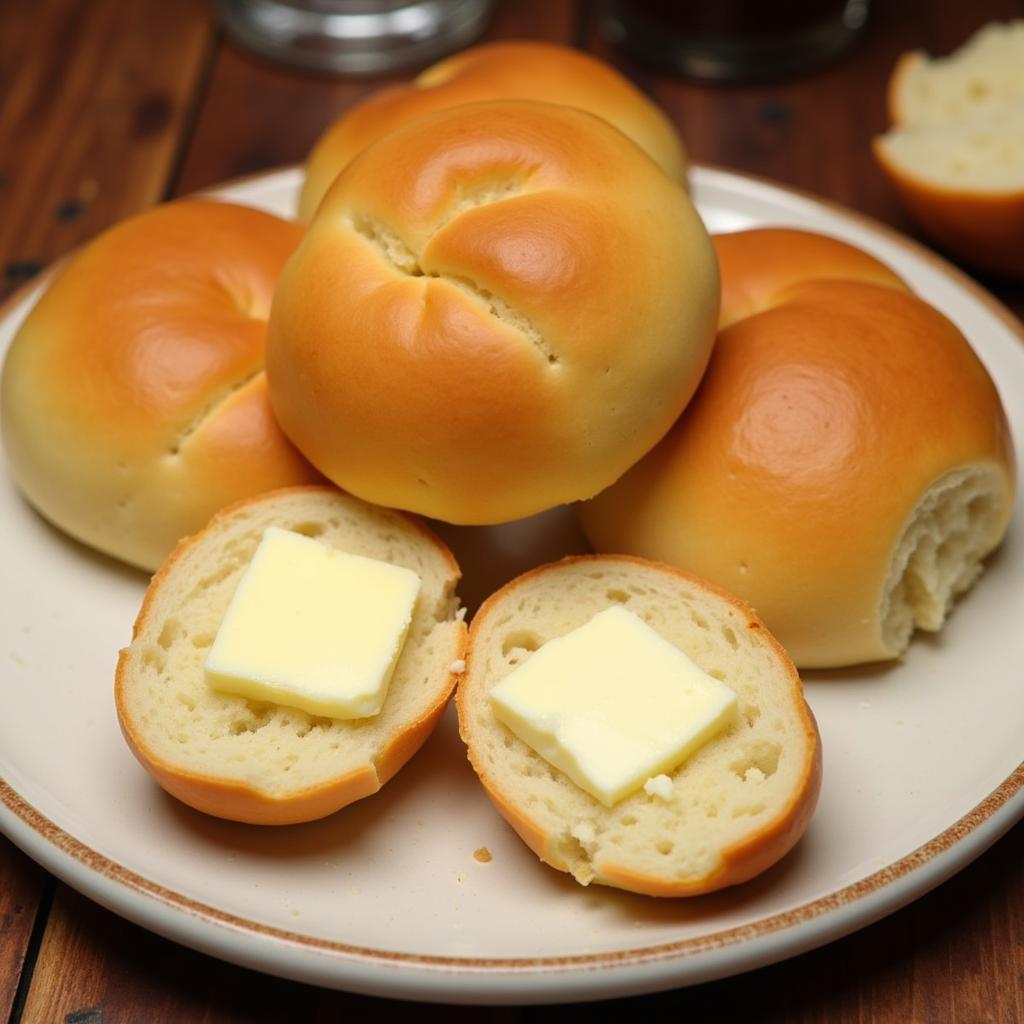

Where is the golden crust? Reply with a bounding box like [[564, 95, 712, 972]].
[[578, 229, 1016, 668], [0, 200, 323, 571], [298, 40, 687, 222], [115, 485, 467, 826], [714, 226, 910, 327], [269, 100, 718, 525], [456, 554, 822, 897]]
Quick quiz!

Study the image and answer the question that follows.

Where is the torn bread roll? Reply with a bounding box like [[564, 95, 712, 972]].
[[579, 228, 1015, 668], [298, 39, 687, 222], [0, 200, 322, 571], [268, 100, 718, 526], [457, 555, 822, 897], [116, 486, 466, 825]]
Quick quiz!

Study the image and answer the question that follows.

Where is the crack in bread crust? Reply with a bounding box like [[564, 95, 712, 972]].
[[166, 367, 263, 456], [347, 183, 559, 366]]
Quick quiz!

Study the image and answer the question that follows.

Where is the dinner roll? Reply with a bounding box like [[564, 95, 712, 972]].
[[116, 486, 466, 825], [579, 229, 1016, 669], [457, 556, 821, 897], [268, 100, 719, 526], [874, 21, 1024, 276], [298, 39, 687, 222], [1, 200, 322, 571]]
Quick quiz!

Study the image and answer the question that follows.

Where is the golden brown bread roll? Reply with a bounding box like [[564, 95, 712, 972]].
[[1, 200, 322, 571], [298, 40, 688, 223], [268, 99, 719, 526], [578, 228, 1016, 668]]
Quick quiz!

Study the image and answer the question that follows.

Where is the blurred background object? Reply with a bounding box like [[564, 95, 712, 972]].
[[600, 0, 870, 81], [215, 0, 494, 73]]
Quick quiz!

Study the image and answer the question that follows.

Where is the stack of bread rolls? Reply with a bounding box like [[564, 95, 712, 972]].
[[1, 38, 1016, 897]]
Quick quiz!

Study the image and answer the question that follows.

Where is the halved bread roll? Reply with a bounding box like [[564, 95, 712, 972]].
[[885, 21, 1024, 127], [874, 21, 1024, 275], [457, 556, 822, 897], [116, 486, 466, 825]]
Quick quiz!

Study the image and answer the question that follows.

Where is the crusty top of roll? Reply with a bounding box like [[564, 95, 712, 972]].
[[298, 40, 687, 222], [579, 228, 1016, 668], [268, 99, 719, 526], [1, 200, 322, 571]]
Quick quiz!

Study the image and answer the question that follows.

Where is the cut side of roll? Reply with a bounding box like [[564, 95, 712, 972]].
[[886, 21, 1024, 128], [116, 486, 466, 825], [457, 556, 822, 897]]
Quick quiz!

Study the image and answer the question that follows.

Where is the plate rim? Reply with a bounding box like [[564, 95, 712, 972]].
[[1, 164, 1022, 1002]]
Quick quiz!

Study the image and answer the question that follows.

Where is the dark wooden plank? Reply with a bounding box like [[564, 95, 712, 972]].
[[0, 0, 215, 300], [0, 838, 50, 1022], [524, 822, 1024, 1023], [173, 1, 579, 196], [16, 885, 519, 1023]]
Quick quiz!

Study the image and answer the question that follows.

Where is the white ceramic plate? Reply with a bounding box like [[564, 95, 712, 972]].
[[1, 167, 1021, 1005]]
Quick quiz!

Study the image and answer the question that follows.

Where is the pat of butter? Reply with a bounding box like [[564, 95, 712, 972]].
[[489, 605, 737, 807], [205, 527, 420, 719]]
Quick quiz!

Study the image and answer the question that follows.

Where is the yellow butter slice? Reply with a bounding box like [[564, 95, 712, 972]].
[[205, 526, 420, 718], [489, 605, 737, 806]]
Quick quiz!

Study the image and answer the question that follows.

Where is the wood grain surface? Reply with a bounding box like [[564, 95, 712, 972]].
[[1, 0, 1021, 1020], [0, 0, 213, 302]]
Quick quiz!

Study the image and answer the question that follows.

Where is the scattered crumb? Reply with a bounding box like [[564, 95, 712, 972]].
[[290, 909, 301, 918], [473, 846, 492, 863], [644, 774, 674, 800], [894, 719, 905, 727], [450, 658, 466, 673], [456, 871, 466, 883], [571, 821, 597, 846]]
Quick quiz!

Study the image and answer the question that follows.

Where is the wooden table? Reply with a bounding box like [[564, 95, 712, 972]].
[[2, 1, 1022, 1019]]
